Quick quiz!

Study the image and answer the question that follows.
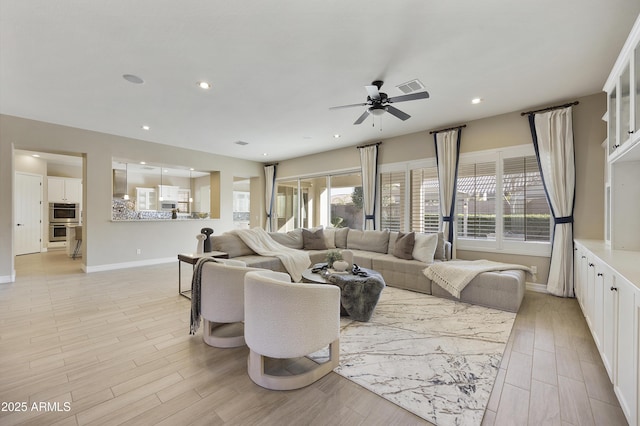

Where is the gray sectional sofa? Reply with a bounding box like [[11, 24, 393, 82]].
[[209, 227, 525, 312]]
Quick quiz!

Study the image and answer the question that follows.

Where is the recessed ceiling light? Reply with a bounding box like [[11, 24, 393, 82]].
[[142, 125, 150, 130], [471, 98, 483, 104], [197, 81, 211, 89], [32, 154, 40, 158], [163, 169, 168, 173], [263, 153, 268, 156], [334, 134, 341, 139], [140, 161, 146, 165], [123, 74, 144, 84], [190, 168, 195, 171]]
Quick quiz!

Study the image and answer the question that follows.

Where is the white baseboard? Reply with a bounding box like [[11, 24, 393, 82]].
[[526, 282, 548, 293], [83, 257, 175, 273], [0, 272, 16, 284]]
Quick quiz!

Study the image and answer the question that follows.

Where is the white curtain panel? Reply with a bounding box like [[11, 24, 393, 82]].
[[435, 129, 460, 245], [264, 165, 276, 231], [530, 107, 575, 297], [359, 145, 379, 230]]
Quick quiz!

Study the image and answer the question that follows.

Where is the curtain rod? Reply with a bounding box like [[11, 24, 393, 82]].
[[263, 162, 279, 167], [429, 124, 466, 135], [520, 101, 579, 116], [356, 141, 382, 149]]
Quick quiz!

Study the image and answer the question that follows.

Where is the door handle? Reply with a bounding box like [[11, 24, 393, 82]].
[[610, 286, 618, 292], [16, 223, 23, 226]]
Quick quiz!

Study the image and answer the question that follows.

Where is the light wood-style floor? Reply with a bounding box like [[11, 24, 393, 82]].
[[0, 251, 627, 425]]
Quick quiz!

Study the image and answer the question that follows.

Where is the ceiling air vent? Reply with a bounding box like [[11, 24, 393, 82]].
[[396, 79, 425, 94], [235, 141, 249, 146]]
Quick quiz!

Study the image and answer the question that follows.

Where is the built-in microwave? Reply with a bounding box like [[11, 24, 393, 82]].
[[159, 201, 178, 211], [49, 203, 80, 223]]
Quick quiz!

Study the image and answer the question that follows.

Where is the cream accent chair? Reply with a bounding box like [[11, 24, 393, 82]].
[[244, 270, 341, 390], [200, 259, 258, 348]]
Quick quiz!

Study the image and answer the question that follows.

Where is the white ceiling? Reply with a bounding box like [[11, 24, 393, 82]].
[[2, 1, 639, 162]]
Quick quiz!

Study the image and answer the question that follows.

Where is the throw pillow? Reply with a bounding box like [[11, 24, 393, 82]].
[[412, 233, 438, 263], [334, 227, 349, 248], [302, 228, 327, 250], [268, 229, 304, 249], [323, 228, 337, 249], [210, 233, 256, 258], [434, 231, 446, 260], [392, 232, 415, 260]]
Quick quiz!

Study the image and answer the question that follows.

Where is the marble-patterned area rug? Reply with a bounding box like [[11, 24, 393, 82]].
[[316, 286, 516, 426]]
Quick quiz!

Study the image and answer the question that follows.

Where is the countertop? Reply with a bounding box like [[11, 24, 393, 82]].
[[575, 239, 640, 291]]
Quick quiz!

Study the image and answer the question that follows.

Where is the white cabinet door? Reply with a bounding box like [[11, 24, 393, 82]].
[[591, 261, 606, 350], [64, 179, 81, 203], [585, 257, 596, 328], [602, 270, 617, 381], [48, 177, 81, 203], [614, 276, 638, 425], [47, 177, 66, 202]]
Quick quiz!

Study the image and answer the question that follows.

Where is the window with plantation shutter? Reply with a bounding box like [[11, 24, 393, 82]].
[[503, 156, 550, 241], [456, 162, 497, 240], [380, 171, 405, 231], [410, 167, 440, 233]]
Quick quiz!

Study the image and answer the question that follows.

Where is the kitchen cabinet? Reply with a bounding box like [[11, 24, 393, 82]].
[[136, 187, 157, 211], [157, 185, 179, 201], [574, 240, 639, 425], [48, 177, 81, 203]]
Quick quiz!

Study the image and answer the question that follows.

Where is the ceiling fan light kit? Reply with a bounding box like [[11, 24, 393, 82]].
[[330, 80, 429, 125]]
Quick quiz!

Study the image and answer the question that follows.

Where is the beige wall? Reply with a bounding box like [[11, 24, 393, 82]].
[[277, 92, 607, 286], [1, 92, 606, 284], [0, 114, 264, 280]]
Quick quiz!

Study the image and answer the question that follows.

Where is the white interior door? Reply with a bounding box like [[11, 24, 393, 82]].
[[15, 173, 43, 255]]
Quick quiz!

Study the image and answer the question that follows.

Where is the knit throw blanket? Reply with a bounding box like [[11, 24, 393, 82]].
[[234, 227, 310, 282], [189, 257, 217, 335], [424, 260, 532, 299]]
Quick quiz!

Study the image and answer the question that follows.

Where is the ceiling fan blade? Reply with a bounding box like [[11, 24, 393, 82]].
[[386, 105, 411, 121], [353, 110, 370, 125], [387, 91, 430, 103], [365, 85, 381, 101], [329, 102, 368, 110]]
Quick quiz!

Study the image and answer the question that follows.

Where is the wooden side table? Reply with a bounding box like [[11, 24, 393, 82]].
[[178, 251, 229, 299]]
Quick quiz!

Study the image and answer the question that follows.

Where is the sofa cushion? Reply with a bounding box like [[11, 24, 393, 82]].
[[302, 228, 327, 250], [268, 229, 303, 249], [211, 233, 256, 258], [412, 233, 438, 263], [347, 229, 389, 254], [334, 227, 349, 248], [392, 232, 415, 260]]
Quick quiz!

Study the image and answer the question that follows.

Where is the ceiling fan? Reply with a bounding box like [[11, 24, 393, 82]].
[[329, 80, 430, 125]]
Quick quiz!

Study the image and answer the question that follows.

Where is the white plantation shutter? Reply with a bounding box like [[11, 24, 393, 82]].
[[410, 167, 440, 233], [379, 171, 405, 232], [456, 161, 496, 240], [503, 156, 550, 242]]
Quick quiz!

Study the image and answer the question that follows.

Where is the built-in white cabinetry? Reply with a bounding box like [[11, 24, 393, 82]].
[[574, 240, 639, 426], [157, 185, 179, 201], [135, 187, 157, 211], [605, 14, 640, 252], [47, 177, 81, 203]]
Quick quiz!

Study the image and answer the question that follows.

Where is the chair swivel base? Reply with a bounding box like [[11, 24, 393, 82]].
[[202, 319, 245, 348], [247, 339, 339, 390]]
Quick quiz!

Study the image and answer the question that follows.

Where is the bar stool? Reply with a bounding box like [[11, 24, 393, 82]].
[[72, 225, 82, 259]]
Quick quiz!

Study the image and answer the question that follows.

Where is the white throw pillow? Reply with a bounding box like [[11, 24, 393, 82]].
[[412, 233, 438, 263]]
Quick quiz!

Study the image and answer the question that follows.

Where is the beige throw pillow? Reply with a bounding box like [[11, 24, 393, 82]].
[[392, 232, 415, 260], [434, 231, 446, 260], [412, 233, 438, 263], [323, 228, 337, 249]]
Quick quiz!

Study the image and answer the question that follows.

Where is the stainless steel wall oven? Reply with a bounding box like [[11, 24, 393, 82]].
[[49, 203, 80, 223]]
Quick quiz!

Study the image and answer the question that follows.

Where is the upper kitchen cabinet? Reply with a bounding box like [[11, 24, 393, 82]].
[[605, 14, 640, 161], [48, 177, 82, 204]]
